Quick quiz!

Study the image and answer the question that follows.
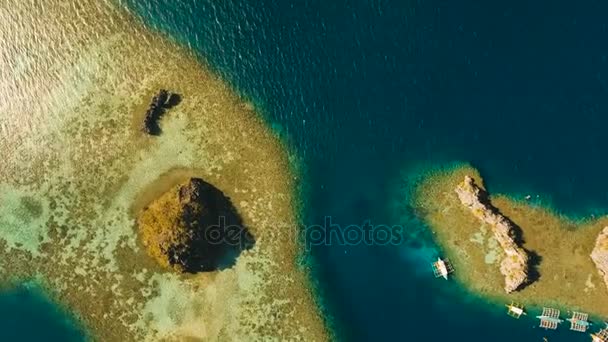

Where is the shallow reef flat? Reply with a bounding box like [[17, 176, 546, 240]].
[[411, 164, 608, 317], [0, 0, 326, 340]]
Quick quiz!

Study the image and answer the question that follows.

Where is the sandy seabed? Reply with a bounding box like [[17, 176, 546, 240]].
[[0, 1, 327, 340], [410, 164, 608, 318]]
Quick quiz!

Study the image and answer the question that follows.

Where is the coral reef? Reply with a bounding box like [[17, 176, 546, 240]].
[[411, 165, 608, 317], [455, 175, 530, 293], [0, 0, 329, 339]]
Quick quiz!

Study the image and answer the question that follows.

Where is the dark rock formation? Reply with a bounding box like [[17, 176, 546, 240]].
[[141, 89, 182, 135], [137, 178, 254, 273]]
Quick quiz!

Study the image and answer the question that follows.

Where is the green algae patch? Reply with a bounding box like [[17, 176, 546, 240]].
[[411, 164, 608, 316]]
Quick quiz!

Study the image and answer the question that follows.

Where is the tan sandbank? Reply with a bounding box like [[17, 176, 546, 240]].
[[412, 165, 608, 316], [0, 1, 327, 341]]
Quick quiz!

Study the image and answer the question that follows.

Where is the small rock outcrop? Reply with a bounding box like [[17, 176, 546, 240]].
[[137, 178, 254, 273], [142, 89, 181, 135], [455, 176, 530, 293], [591, 227, 608, 291]]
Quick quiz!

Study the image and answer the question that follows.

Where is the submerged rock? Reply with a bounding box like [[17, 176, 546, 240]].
[[591, 227, 608, 291], [137, 178, 254, 272], [455, 176, 530, 293]]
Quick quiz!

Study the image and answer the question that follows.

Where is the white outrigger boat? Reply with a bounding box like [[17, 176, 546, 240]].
[[505, 302, 526, 319], [591, 323, 608, 342], [431, 257, 454, 280], [567, 311, 590, 333], [537, 307, 563, 330]]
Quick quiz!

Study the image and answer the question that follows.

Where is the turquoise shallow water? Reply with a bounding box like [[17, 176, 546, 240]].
[[4, 0, 608, 341], [0, 286, 83, 341], [122, 1, 608, 341]]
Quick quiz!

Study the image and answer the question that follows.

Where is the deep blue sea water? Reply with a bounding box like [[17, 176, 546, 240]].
[[5, 0, 608, 341]]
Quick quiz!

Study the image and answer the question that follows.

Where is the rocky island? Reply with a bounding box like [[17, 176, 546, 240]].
[[591, 227, 608, 291], [455, 176, 530, 293], [137, 178, 254, 273], [410, 164, 608, 317]]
